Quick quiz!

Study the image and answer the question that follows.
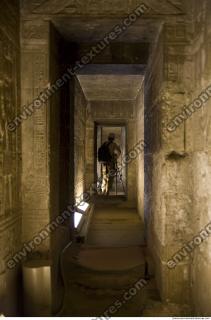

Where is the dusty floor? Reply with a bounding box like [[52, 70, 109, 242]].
[[59, 204, 192, 317], [87, 205, 145, 247]]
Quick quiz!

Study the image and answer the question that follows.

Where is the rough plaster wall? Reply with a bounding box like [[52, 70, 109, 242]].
[[74, 79, 87, 202], [135, 85, 145, 221], [0, 0, 21, 315], [85, 100, 137, 207]]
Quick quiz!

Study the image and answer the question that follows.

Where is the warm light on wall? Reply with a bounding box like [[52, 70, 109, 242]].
[[74, 211, 83, 228]]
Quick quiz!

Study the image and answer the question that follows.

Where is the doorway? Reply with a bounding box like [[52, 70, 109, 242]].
[[95, 123, 127, 197]]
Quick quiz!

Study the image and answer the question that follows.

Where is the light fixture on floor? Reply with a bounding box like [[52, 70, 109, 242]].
[[74, 211, 83, 228], [76, 202, 89, 213], [74, 202, 90, 229]]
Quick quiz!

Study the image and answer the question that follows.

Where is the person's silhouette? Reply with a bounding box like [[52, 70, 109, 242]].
[[99, 133, 121, 195]]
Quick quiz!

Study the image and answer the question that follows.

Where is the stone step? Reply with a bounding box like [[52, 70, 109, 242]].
[[142, 300, 192, 317], [59, 243, 158, 316], [59, 282, 147, 317], [61, 245, 147, 290], [86, 206, 145, 247]]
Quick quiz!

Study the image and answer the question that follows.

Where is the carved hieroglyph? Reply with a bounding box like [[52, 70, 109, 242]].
[[0, 29, 20, 221], [21, 21, 50, 247], [21, 0, 185, 16]]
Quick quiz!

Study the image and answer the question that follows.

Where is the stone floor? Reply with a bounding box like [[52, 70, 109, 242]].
[[59, 203, 192, 317], [87, 204, 145, 247]]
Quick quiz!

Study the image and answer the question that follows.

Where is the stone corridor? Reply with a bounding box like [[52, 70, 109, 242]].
[[1, 0, 211, 317], [59, 204, 191, 317], [59, 204, 148, 317]]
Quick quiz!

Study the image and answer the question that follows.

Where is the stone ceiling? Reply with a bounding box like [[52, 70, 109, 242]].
[[76, 64, 146, 75], [20, 0, 188, 100], [52, 18, 161, 43], [20, 0, 187, 49], [77, 72, 144, 101]]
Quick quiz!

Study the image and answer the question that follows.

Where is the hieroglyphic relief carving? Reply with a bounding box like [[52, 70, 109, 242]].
[[22, 22, 49, 40], [21, 22, 50, 241], [0, 235, 5, 275], [33, 109, 48, 174], [58, 0, 85, 14], [0, 2, 21, 312], [165, 23, 187, 43], [24, 52, 49, 178], [91, 103, 135, 119], [0, 29, 19, 220], [165, 54, 185, 83], [21, 0, 185, 16], [21, 49, 49, 216], [206, 116, 211, 153]]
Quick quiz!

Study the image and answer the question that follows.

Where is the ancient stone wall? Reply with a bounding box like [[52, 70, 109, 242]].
[[19, 0, 211, 315], [21, 20, 75, 314], [0, 0, 21, 315], [74, 79, 88, 203], [49, 24, 74, 315], [146, 2, 211, 313], [135, 84, 145, 221], [188, 0, 211, 315], [145, 16, 194, 304], [21, 19, 50, 252]]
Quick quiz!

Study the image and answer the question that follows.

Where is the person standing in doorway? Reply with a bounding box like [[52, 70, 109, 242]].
[[98, 133, 121, 195]]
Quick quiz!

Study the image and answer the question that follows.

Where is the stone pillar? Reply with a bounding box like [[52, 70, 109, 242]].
[[146, 20, 194, 304], [21, 20, 50, 253], [187, 0, 211, 315], [74, 79, 87, 202]]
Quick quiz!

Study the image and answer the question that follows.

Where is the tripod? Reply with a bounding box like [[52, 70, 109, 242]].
[[114, 161, 126, 195], [100, 161, 126, 196]]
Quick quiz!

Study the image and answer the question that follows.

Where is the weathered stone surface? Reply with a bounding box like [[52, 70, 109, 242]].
[[0, 0, 21, 315], [20, 0, 185, 16], [74, 78, 87, 200], [77, 74, 143, 101], [0, 0, 211, 316], [136, 90, 145, 221], [145, 0, 211, 314], [21, 20, 50, 248]]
